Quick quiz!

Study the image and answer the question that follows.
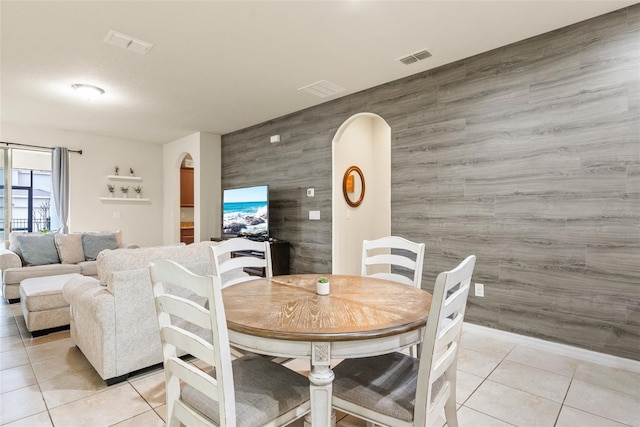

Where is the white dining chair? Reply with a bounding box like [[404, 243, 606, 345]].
[[361, 236, 426, 288], [210, 238, 291, 363], [210, 238, 273, 288], [332, 255, 477, 427], [362, 236, 426, 357], [149, 259, 310, 427]]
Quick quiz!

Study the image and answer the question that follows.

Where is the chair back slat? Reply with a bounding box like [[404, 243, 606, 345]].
[[434, 314, 464, 355], [366, 272, 415, 287], [217, 255, 269, 275], [156, 294, 211, 330], [166, 357, 219, 399], [430, 340, 458, 382], [441, 286, 470, 320], [365, 253, 418, 271], [162, 325, 217, 367]]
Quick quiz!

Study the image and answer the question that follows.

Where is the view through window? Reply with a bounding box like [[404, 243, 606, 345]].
[[0, 149, 57, 237]]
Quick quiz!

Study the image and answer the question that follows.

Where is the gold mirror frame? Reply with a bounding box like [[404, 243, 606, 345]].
[[342, 166, 365, 208]]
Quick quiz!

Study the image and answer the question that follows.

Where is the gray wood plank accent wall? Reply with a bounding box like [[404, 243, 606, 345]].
[[222, 6, 639, 360]]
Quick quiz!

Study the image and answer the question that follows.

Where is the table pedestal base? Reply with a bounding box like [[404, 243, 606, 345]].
[[307, 342, 336, 426]]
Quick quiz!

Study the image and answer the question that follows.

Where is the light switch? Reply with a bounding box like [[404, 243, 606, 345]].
[[112, 211, 120, 219], [307, 188, 314, 197], [309, 210, 320, 220]]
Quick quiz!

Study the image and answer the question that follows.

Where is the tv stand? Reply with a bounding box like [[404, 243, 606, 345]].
[[230, 240, 290, 276]]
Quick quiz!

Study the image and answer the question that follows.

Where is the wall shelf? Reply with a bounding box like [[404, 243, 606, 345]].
[[107, 175, 142, 181], [100, 197, 150, 202], [104, 173, 146, 201]]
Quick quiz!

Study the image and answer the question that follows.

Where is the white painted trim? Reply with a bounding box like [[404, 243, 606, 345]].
[[463, 322, 640, 374]]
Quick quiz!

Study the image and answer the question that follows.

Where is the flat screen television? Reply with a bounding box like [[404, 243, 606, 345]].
[[222, 185, 269, 240]]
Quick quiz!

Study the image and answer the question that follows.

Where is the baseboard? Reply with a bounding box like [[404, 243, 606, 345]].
[[463, 322, 640, 374]]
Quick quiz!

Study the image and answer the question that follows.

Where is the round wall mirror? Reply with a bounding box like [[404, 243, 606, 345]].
[[342, 166, 365, 208]]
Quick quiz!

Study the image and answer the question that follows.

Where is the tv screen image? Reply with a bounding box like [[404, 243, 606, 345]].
[[222, 185, 268, 240]]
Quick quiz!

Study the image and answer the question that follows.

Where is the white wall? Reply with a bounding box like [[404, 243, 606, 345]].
[[197, 133, 221, 242], [162, 132, 221, 245], [1, 123, 164, 247]]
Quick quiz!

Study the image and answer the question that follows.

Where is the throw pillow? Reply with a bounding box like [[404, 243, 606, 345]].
[[55, 234, 85, 264], [8, 231, 32, 264], [17, 233, 60, 266], [83, 230, 123, 247], [82, 233, 118, 261]]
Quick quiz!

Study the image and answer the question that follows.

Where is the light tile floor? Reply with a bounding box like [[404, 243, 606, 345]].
[[1, 298, 639, 426]]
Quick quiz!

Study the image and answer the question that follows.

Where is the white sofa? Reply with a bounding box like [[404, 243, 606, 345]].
[[1, 231, 135, 302], [63, 241, 219, 385]]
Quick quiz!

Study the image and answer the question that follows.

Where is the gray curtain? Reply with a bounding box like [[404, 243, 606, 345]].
[[52, 146, 69, 233]]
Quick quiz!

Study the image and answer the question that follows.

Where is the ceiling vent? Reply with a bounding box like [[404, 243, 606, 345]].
[[104, 30, 153, 55], [398, 48, 432, 65], [298, 80, 346, 98]]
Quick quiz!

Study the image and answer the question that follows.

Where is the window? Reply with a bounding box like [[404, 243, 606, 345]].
[[0, 149, 57, 238]]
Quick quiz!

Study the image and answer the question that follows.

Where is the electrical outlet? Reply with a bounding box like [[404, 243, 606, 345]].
[[475, 283, 484, 297]]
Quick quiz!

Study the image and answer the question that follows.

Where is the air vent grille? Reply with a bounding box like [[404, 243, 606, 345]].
[[398, 48, 432, 65], [104, 30, 153, 55], [298, 80, 346, 98], [400, 56, 418, 65]]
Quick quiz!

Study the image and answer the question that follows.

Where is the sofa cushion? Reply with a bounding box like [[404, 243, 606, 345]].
[[17, 234, 60, 266], [3, 264, 82, 286], [83, 230, 123, 247], [82, 234, 118, 261], [9, 231, 39, 265], [55, 234, 85, 264], [20, 273, 82, 312], [78, 260, 98, 277]]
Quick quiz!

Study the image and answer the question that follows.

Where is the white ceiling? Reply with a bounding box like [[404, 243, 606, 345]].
[[1, 1, 635, 144]]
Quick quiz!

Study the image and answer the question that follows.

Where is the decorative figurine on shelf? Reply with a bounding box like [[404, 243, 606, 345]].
[[316, 276, 330, 295], [114, 166, 120, 176], [133, 185, 143, 198], [130, 167, 135, 176], [107, 184, 115, 197], [120, 186, 130, 198]]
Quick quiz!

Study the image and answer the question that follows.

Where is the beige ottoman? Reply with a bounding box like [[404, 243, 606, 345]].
[[19, 273, 83, 336]]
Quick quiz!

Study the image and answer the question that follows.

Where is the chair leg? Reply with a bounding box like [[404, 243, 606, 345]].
[[444, 392, 458, 427]]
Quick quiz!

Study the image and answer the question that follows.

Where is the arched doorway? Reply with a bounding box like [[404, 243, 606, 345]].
[[178, 153, 194, 243], [332, 113, 391, 274]]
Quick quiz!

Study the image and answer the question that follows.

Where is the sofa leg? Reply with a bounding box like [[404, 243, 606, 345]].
[[31, 325, 70, 337], [105, 374, 129, 386]]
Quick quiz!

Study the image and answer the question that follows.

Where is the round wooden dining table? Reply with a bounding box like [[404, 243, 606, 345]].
[[222, 274, 432, 426]]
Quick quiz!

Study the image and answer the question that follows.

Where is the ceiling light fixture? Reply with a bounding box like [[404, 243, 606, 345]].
[[71, 83, 105, 100]]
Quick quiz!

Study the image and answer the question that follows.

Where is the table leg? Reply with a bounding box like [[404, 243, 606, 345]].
[[305, 342, 335, 426]]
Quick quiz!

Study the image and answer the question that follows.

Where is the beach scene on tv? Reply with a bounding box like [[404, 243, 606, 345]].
[[223, 185, 268, 239]]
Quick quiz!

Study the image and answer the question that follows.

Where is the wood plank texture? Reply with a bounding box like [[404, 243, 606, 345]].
[[222, 6, 640, 360], [222, 274, 431, 340]]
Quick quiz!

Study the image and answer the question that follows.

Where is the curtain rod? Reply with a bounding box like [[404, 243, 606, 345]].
[[1, 141, 83, 155]]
